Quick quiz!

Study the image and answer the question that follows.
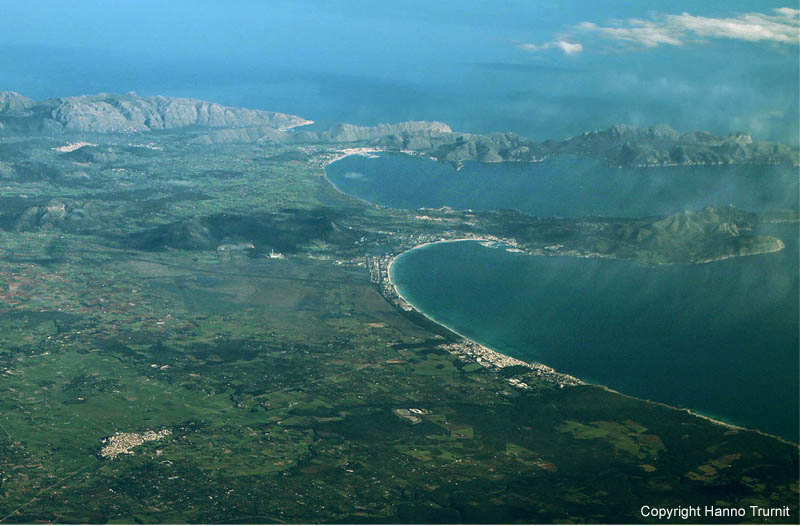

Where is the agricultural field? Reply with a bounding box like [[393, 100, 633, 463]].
[[0, 132, 796, 523]]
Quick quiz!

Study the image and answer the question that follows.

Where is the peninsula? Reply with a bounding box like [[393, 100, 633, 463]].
[[0, 91, 796, 524]]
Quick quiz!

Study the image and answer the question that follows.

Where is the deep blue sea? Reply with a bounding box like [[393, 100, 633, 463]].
[[1, 1, 798, 143], [329, 153, 800, 441], [2, 0, 797, 440]]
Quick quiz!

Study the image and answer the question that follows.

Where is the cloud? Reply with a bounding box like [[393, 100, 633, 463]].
[[576, 20, 684, 48], [774, 7, 800, 19], [520, 7, 799, 54], [667, 11, 798, 43], [557, 40, 584, 54], [518, 40, 583, 55]]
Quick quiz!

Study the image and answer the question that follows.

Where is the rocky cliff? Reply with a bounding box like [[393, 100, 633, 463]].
[[49, 93, 313, 133]]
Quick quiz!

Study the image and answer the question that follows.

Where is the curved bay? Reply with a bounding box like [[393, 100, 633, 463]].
[[329, 153, 800, 441], [327, 152, 798, 217], [392, 232, 799, 441]]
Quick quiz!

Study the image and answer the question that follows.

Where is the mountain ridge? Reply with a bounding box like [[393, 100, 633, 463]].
[[1, 90, 796, 167], [0, 91, 313, 134]]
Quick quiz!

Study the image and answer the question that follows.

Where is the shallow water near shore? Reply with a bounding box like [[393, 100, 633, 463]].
[[391, 226, 799, 441], [329, 153, 800, 441]]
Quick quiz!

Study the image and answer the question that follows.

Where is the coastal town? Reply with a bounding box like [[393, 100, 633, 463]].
[[367, 243, 582, 389], [366, 232, 511, 312], [439, 339, 582, 388]]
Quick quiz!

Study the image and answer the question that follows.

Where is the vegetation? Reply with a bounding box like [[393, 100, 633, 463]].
[[0, 97, 796, 523]]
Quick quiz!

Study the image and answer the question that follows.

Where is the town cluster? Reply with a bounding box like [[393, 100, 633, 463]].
[[368, 243, 582, 390], [99, 429, 172, 460]]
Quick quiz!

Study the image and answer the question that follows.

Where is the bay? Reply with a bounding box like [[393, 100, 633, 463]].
[[329, 153, 800, 441], [326, 152, 798, 217], [391, 229, 799, 441]]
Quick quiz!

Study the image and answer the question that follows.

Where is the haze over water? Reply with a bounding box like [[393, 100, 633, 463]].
[[3, 0, 798, 438], [391, 230, 799, 441], [327, 153, 799, 218], [1, 1, 798, 143], [328, 153, 800, 441]]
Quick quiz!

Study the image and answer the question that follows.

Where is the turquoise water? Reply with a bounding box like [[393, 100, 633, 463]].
[[327, 153, 799, 217], [329, 153, 800, 441], [391, 228, 799, 441], [3, 0, 798, 441]]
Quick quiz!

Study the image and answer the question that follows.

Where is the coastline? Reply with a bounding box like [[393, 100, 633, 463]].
[[385, 239, 798, 446], [322, 152, 786, 265], [323, 152, 797, 445], [386, 239, 583, 387], [317, 148, 387, 208], [320, 147, 384, 168]]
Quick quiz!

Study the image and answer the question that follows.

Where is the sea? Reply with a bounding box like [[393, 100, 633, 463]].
[[327, 153, 800, 441], [1, 1, 797, 143], [1, 0, 798, 440]]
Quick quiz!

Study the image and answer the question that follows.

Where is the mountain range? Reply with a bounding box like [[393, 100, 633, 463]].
[[1, 91, 796, 167]]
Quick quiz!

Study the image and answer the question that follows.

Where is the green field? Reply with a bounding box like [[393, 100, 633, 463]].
[[0, 132, 796, 523]]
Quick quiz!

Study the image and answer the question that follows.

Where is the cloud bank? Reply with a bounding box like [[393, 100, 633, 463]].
[[520, 7, 799, 54]]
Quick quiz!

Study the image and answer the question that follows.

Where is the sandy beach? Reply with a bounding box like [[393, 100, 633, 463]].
[[325, 152, 795, 444], [384, 238, 795, 445], [385, 239, 582, 387]]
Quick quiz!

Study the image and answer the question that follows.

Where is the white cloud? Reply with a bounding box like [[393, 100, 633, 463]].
[[774, 7, 800, 18], [520, 7, 799, 54], [556, 40, 584, 54], [576, 20, 684, 47], [667, 11, 798, 43], [518, 39, 583, 55]]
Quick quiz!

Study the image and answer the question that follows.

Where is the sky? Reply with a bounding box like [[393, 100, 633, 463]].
[[0, 1, 797, 142]]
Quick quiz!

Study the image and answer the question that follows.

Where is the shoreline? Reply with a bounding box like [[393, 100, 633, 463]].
[[322, 151, 797, 445], [384, 239, 583, 388], [317, 148, 387, 209], [322, 151, 785, 265], [320, 147, 385, 168], [385, 239, 798, 447]]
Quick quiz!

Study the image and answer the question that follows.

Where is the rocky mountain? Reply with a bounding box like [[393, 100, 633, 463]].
[[588, 205, 784, 263], [296, 121, 796, 167], [11, 199, 109, 233], [377, 131, 548, 163], [1, 90, 796, 167], [501, 205, 785, 265], [60, 145, 119, 164], [376, 124, 797, 167], [126, 209, 362, 254], [548, 124, 798, 167], [194, 121, 549, 163], [191, 120, 453, 146], [0, 91, 313, 134], [0, 91, 35, 114], [190, 126, 291, 145], [49, 93, 313, 133], [315, 121, 452, 143]]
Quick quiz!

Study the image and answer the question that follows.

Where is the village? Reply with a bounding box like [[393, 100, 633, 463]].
[[366, 241, 582, 389]]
